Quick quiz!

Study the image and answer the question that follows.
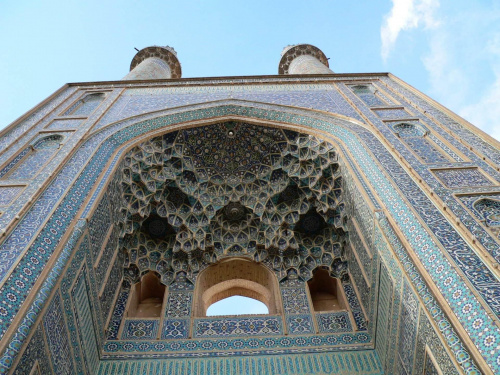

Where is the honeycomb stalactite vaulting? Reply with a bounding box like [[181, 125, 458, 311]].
[[113, 122, 348, 287]]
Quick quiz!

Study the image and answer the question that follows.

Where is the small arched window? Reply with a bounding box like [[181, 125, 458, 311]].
[[127, 271, 166, 318], [392, 123, 427, 138], [193, 258, 281, 317], [351, 85, 385, 107], [1, 135, 64, 180], [474, 198, 500, 239], [392, 123, 451, 164], [307, 268, 347, 312], [62, 93, 105, 117]]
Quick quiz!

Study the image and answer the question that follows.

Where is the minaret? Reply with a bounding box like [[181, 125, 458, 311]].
[[123, 46, 181, 80], [278, 44, 333, 75]]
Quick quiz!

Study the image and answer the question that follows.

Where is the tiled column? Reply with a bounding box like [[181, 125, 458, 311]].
[[123, 46, 182, 80], [280, 271, 316, 335], [278, 44, 333, 75], [162, 273, 193, 339]]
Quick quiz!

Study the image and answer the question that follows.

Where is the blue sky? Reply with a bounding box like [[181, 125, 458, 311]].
[[1, 1, 499, 139]]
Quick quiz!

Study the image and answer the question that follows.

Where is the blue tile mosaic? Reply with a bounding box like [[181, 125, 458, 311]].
[[107, 289, 129, 340], [100, 252, 124, 322], [343, 283, 367, 331], [97, 350, 384, 375], [193, 316, 283, 337], [87, 192, 112, 263], [72, 267, 99, 374], [0, 186, 23, 206], [45, 118, 84, 130], [165, 292, 192, 318], [0, 92, 494, 375], [281, 287, 310, 315], [404, 137, 452, 164], [161, 318, 189, 339], [0, 147, 30, 178], [433, 168, 494, 188], [103, 331, 372, 356], [348, 84, 387, 107], [43, 293, 75, 375], [286, 314, 314, 334], [424, 353, 440, 375], [0, 87, 77, 163], [317, 311, 353, 333], [458, 194, 500, 239], [62, 92, 105, 117], [374, 108, 410, 119], [122, 319, 159, 340], [12, 325, 51, 375]]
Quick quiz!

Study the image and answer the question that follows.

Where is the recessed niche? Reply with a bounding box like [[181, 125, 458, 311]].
[[127, 272, 166, 318], [307, 268, 346, 312], [295, 209, 327, 236], [142, 214, 175, 239]]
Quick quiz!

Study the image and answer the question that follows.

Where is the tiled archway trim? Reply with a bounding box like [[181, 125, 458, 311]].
[[0, 101, 493, 373]]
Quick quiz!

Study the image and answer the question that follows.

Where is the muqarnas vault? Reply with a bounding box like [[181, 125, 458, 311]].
[[0, 44, 499, 375]]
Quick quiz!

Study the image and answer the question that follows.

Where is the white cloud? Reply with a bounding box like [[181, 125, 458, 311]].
[[381, 1, 500, 141], [459, 34, 500, 141], [381, 0, 440, 61], [422, 31, 469, 108]]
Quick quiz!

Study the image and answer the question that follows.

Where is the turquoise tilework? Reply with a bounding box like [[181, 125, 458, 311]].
[[122, 320, 159, 340], [0, 98, 492, 374], [98, 350, 383, 375], [72, 268, 99, 374]]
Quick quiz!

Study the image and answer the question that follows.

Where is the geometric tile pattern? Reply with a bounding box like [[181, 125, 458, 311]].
[[0, 186, 23, 206], [0, 86, 76, 161], [165, 292, 192, 318], [433, 168, 494, 188], [193, 316, 282, 337], [106, 289, 129, 340], [343, 283, 367, 331], [11, 325, 51, 375], [424, 353, 440, 375], [72, 270, 99, 374], [103, 331, 373, 354], [59, 235, 98, 373], [286, 315, 314, 334], [281, 287, 310, 315], [404, 136, 451, 164], [161, 319, 189, 339], [375, 263, 393, 367], [0, 100, 480, 374], [2, 135, 63, 180], [46, 119, 83, 130], [42, 293, 74, 375], [0, 100, 476, 375], [349, 85, 386, 107], [373, 108, 409, 119], [116, 122, 347, 285], [0, 79, 496, 375], [62, 93, 105, 117], [316, 311, 353, 333], [0, 147, 30, 178], [98, 350, 384, 374], [87, 193, 112, 263], [121, 320, 159, 340], [398, 281, 419, 374], [473, 198, 500, 238], [95, 84, 357, 130]]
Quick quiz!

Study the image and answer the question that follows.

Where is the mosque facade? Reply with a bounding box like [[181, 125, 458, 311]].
[[0, 44, 499, 374]]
